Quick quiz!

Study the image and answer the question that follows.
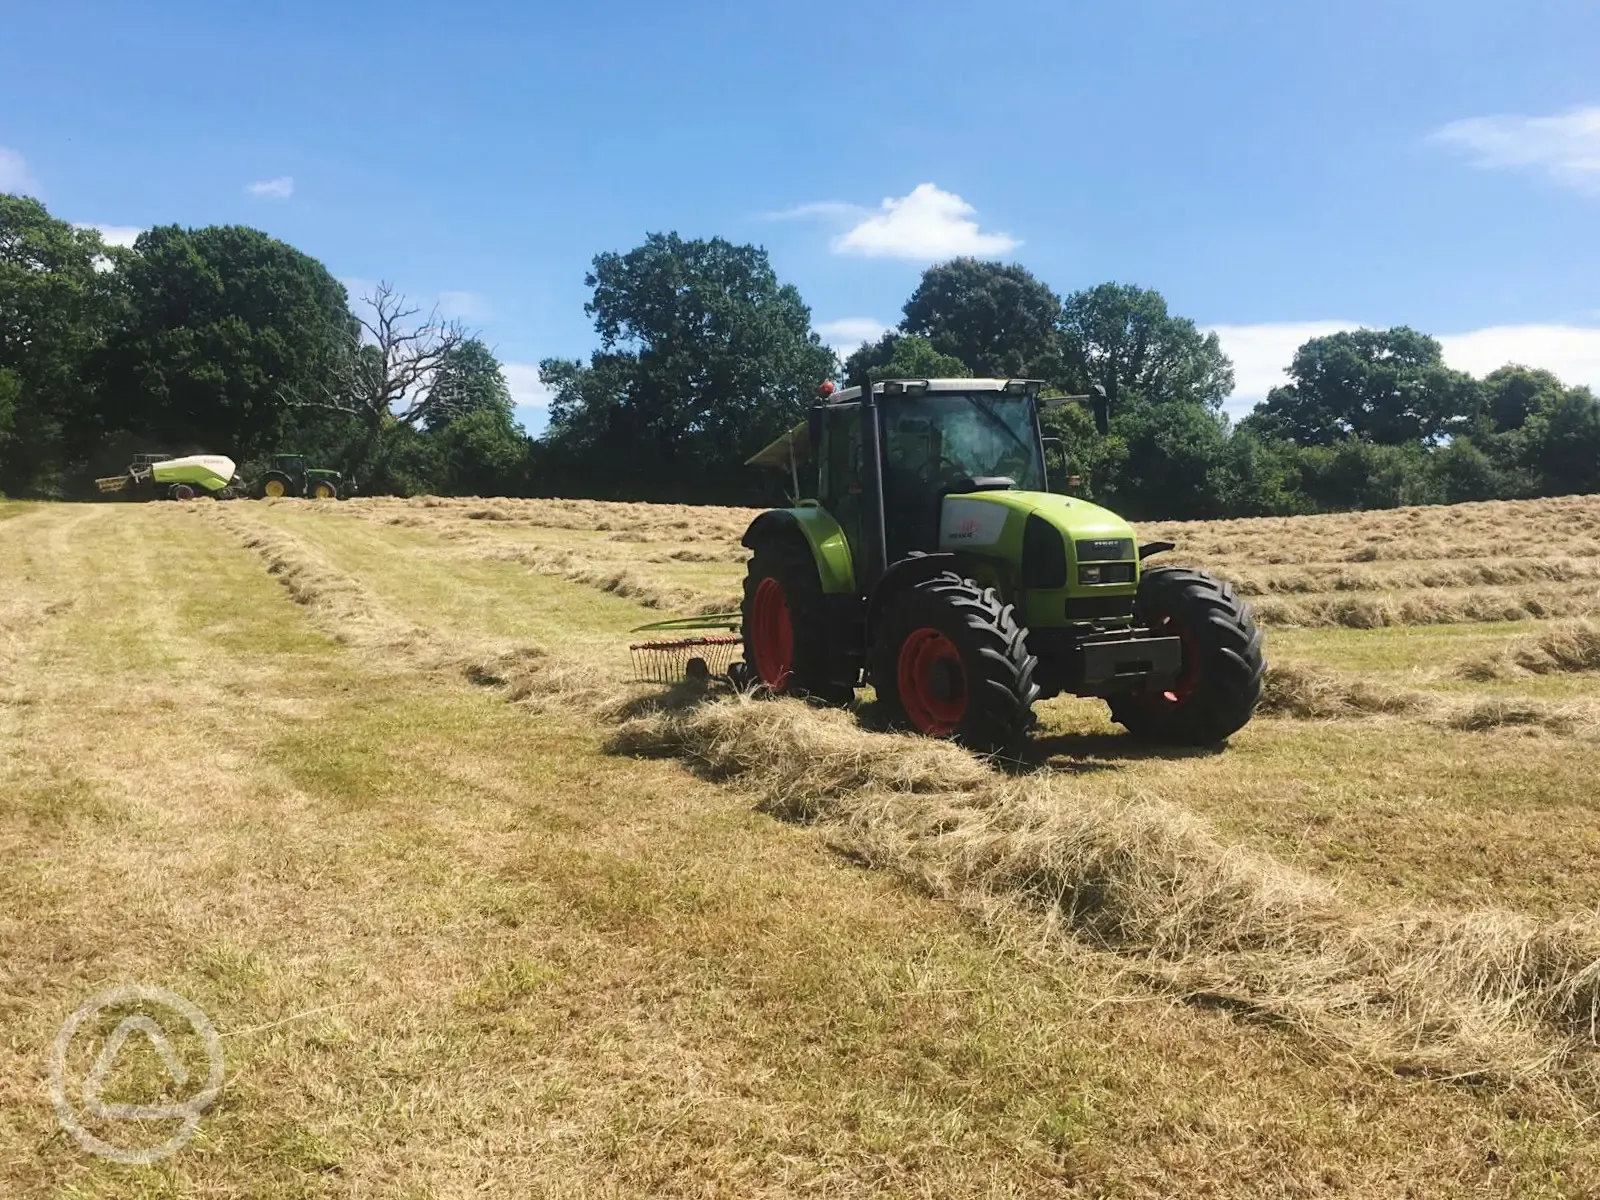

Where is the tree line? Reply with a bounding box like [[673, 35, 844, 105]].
[[4, 191, 1597, 515], [0, 195, 531, 498]]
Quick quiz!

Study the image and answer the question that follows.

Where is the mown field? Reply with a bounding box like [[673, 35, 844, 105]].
[[4, 493, 1600, 1197]]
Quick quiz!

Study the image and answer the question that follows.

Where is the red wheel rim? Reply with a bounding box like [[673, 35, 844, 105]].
[[1147, 610, 1201, 705], [749, 577, 794, 689], [896, 627, 967, 734]]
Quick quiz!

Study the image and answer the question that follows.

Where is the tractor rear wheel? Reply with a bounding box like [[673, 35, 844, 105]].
[[1108, 566, 1264, 745], [259, 473, 295, 499], [872, 572, 1038, 756], [740, 539, 852, 704]]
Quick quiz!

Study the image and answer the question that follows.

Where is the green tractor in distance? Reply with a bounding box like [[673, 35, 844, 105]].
[[256, 454, 345, 500], [738, 378, 1265, 754]]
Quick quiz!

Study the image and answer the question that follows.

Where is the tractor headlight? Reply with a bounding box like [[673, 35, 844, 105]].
[[1079, 565, 1104, 584]]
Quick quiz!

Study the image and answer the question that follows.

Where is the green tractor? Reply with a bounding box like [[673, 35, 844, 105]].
[[256, 454, 345, 500], [737, 377, 1264, 753]]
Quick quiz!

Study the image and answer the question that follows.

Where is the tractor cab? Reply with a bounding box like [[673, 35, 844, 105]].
[[814, 380, 1050, 564], [738, 378, 1265, 753]]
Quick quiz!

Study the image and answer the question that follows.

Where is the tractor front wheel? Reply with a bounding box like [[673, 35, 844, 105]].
[[740, 539, 851, 704], [310, 481, 338, 500], [872, 572, 1038, 756], [1108, 567, 1264, 745]]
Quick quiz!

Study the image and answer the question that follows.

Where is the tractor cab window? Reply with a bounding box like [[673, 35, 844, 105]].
[[882, 393, 1044, 493]]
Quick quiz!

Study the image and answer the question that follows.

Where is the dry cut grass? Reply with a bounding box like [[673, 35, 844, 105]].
[[609, 695, 1600, 1092], [22, 502, 1600, 1195], [218, 503, 1600, 1097]]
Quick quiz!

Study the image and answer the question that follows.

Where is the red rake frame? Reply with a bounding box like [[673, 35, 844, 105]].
[[628, 614, 744, 684]]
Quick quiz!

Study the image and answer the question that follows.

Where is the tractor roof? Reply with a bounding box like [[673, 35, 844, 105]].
[[825, 377, 1044, 403]]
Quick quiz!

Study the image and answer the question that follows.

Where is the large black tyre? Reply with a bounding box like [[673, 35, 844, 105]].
[[258, 471, 298, 499], [1108, 566, 1264, 745], [740, 537, 853, 705], [872, 572, 1038, 756]]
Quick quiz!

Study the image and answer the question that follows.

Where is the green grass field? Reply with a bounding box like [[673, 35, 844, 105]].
[[4, 496, 1600, 1197]]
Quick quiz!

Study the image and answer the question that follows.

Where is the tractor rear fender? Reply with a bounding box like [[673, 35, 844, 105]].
[[740, 508, 856, 595]]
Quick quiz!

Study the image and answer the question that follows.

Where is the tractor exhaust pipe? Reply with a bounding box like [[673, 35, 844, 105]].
[[853, 368, 889, 589]]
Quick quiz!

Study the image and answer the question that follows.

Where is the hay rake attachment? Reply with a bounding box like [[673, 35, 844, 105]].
[[629, 614, 743, 684]]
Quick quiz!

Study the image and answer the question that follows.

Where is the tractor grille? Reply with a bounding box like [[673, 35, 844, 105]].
[[1064, 595, 1136, 621], [1075, 537, 1135, 562]]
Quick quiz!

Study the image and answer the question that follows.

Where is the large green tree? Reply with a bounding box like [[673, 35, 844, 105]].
[[101, 224, 356, 461], [419, 338, 530, 495], [426, 337, 514, 427], [1476, 364, 1567, 434], [899, 259, 1065, 380], [840, 332, 971, 384], [0, 195, 122, 494], [541, 233, 835, 497], [1058, 283, 1234, 411], [1243, 327, 1476, 445]]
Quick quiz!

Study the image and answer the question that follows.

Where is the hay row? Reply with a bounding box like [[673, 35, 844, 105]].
[[1209, 558, 1600, 596], [611, 698, 1600, 1089], [1455, 620, 1600, 682], [211, 503, 1600, 1094], [1253, 586, 1600, 629]]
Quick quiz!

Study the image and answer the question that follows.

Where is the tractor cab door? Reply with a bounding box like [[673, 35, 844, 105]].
[[879, 408, 946, 562], [818, 404, 863, 558]]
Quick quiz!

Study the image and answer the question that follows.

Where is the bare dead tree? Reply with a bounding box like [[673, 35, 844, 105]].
[[285, 281, 469, 432]]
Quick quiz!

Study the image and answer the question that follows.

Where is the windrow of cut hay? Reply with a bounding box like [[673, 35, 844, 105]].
[[308, 498, 746, 616], [1455, 620, 1600, 681], [1251, 584, 1600, 628], [208, 502, 1600, 1091], [611, 697, 1600, 1088], [342, 494, 1600, 632], [1207, 557, 1600, 596], [1139, 494, 1600, 566], [1259, 661, 1594, 735], [349, 494, 760, 543], [205, 504, 655, 719]]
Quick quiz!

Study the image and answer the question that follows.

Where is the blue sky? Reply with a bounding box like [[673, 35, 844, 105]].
[[4, 0, 1599, 433]]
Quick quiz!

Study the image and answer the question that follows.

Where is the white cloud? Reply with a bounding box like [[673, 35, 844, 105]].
[[814, 317, 890, 350], [73, 223, 144, 248], [1431, 106, 1600, 193], [1209, 321, 1364, 413], [1437, 324, 1600, 386], [766, 200, 865, 221], [246, 175, 295, 199], [0, 146, 39, 195], [1210, 320, 1600, 417], [437, 290, 489, 321], [503, 361, 555, 435], [832, 183, 1019, 259]]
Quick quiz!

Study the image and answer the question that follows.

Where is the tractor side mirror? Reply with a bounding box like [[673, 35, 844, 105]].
[[807, 404, 824, 450], [1091, 384, 1110, 436]]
